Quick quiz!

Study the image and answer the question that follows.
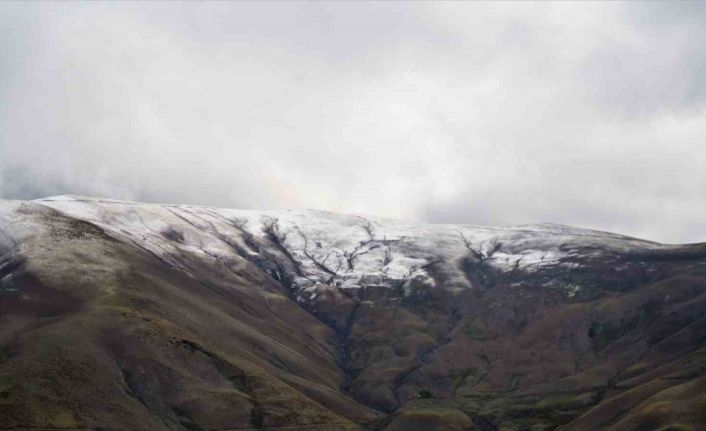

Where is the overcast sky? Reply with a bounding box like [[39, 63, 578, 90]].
[[1, 2, 705, 243]]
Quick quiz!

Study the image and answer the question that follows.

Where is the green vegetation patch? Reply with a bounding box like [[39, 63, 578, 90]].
[[417, 389, 434, 399], [0, 374, 16, 397], [452, 367, 477, 392], [385, 407, 472, 431], [464, 319, 494, 340], [0, 347, 10, 363], [658, 425, 694, 431], [535, 391, 599, 410]]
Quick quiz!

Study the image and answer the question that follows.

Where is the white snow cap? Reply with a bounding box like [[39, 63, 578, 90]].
[[25, 195, 664, 295]]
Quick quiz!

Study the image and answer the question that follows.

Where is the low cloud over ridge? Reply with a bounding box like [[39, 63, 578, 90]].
[[1, 2, 705, 243]]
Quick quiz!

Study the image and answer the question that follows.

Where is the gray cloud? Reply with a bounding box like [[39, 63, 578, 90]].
[[1, 2, 705, 244]]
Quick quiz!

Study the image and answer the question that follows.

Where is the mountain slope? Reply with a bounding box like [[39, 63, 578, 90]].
[[1, 196, 705, 430]]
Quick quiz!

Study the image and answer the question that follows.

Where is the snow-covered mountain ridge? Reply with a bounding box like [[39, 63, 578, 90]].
[[1, 195, 670, 304], [2, 195, 706, 430]]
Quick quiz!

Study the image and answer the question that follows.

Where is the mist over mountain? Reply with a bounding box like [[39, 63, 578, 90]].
[[2, 2, 706, 430], [1, 196, 704, 430], [2, 2, 706, 244]]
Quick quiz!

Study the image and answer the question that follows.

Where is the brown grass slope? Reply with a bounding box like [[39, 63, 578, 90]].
[[1, 200, 705, 431], [0, 202, 377, 430]]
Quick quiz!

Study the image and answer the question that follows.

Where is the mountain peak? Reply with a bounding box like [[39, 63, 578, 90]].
[[2, 197, 704, 430]]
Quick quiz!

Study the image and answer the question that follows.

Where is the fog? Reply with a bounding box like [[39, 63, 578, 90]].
[[1, 2, 705, 243]]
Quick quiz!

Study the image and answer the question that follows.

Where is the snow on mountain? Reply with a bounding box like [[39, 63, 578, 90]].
[[2, 195, 704, 430], [0, 195, 662, 303]]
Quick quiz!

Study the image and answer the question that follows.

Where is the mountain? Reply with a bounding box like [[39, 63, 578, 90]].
[[1, 195, 705, 431]]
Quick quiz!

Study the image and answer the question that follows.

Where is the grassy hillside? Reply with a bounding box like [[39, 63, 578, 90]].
[[1, 199, 705, 430]]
